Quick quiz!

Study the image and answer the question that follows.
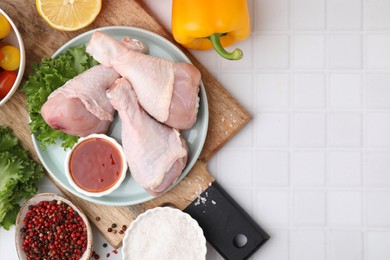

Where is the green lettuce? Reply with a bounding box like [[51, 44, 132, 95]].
[[22, 45, 98, 150], [0, 126, 44, 230]]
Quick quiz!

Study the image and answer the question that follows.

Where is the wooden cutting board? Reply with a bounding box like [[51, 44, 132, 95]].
[[0, 0, 254, 250]]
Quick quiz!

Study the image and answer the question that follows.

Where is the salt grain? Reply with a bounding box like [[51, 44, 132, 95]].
[[123, 209, 205, 259]]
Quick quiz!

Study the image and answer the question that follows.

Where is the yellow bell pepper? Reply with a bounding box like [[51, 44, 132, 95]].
[[172, 0, 251, 60]]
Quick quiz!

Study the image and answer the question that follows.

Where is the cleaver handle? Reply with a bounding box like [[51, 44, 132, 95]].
[[184, 181, 270, 260]]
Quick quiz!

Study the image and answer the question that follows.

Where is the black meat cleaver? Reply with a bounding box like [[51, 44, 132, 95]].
[[184, 181, 270, 260]]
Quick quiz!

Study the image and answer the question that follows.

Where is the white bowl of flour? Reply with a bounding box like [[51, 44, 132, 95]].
[[122, 207, 207, 260]]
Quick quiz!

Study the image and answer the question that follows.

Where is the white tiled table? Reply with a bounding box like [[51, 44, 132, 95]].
[[2, 0, 390, 259]]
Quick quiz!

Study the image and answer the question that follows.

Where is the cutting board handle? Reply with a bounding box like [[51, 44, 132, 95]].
[[184, 181, 270, 260]]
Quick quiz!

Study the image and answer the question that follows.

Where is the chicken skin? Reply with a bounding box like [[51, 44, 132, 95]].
[[107, 78, 188, 196], [41, 65, 120, 137], [87, 31, 201, 130], [41, 37, 148, 137]]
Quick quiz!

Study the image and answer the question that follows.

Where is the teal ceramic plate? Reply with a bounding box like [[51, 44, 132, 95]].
[[31, 26, 209, 206]]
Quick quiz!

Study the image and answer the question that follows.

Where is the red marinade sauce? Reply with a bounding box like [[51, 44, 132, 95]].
[[69, 138, 122, 192]]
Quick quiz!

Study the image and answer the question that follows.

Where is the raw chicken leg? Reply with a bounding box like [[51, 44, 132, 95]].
[[87, 31, 201, 130], [41, 65, 120, 137], [41, 37, 148, 137], [107, 78, 188, 196]]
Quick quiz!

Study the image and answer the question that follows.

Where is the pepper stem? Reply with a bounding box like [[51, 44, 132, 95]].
[[208, 33, 243, 60]]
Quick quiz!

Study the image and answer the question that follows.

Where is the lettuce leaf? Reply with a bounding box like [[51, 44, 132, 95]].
[[22, 45, 98, 150], [0, 126, 44, 230]]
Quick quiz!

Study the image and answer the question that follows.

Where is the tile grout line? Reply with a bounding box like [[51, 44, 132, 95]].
[[250, 68, 390, 73], [361, 0, 368, 259], [324, 1, 331, 259], [251, 30, 390, 35], [249, 186, 390, 192], [250, 0, 256, 219], [288, 0, 294, 259]]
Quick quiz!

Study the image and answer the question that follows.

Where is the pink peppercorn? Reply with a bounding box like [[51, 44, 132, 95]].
[[21, 200, 87, 260]]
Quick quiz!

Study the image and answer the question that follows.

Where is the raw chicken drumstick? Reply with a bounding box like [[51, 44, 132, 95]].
[[41, 37, 148, 137], [87, 31, 201, 130], [107, 78, 188, 196], [41, 65, 120, 137]]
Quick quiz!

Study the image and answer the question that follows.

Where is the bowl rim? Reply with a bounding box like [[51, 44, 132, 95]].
[[0, 8, 26, 107], [64, 133, 128, 197], [14, 192, 93, 260]]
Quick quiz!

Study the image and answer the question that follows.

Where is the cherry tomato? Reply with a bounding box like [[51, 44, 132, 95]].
[[0, 45, 20, 71], [0, 70, 16, 99], [0, 14, 11, 39], [0, 49, 3, 61]]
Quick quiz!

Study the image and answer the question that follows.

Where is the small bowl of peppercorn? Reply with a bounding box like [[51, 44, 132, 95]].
[[14, 193, 93, 260]]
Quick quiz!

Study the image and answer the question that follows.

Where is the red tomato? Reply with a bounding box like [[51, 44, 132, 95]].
[[0, 70, 17, 99]]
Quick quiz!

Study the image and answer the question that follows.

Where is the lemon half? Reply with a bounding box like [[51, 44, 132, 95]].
[[36, 0, 102, 31]]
